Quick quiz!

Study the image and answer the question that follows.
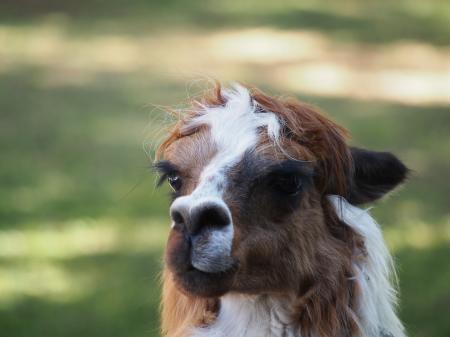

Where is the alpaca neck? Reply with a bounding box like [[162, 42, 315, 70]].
[[329, 195, 406, 337], [190, 294, 295, 337]]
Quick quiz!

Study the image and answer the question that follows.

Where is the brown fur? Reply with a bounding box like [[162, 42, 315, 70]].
[[158, 84, 364, 337], [159, 126, 219, 337], [161, 269, 218, 337]]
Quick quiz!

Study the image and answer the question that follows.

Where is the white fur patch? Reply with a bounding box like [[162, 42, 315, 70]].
[[188, 84, 282, 199], [189, 294, 295, 337], [171, 84, 282, 268], [190, 217, 235, 272], [170, 196, 235, 272], [328, 195, 406, 337]]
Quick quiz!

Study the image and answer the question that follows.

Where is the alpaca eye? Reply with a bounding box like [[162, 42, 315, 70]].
[[273, 175, 303, 195], [168, 175, 182, 191]]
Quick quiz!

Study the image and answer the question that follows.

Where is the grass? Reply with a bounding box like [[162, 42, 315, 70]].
[[0, 1, 449, 337], [1, 0, 450, 44]]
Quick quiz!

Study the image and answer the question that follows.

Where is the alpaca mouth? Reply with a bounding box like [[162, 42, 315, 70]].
[[190, 228, 236, 273], [166, 226, 237, 297]]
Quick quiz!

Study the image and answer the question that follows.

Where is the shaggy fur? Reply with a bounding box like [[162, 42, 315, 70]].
[[156, 83, 408, 337]]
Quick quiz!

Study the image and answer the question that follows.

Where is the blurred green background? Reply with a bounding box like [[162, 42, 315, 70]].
[[0, 1, 449, 337]]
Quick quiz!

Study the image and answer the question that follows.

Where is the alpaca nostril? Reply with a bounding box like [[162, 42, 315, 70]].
[[170, 198, 231, 235], [170, 203, 190, 231], [171, 210, 184, 225], [190, 202, 231, 235]]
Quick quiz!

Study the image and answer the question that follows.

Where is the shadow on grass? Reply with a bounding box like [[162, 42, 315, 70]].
[[0, 249, 164, 337], [0, 67, 181, 227], [396, 243, 450, 337], [1, 0, 449, 45], [0, 243, 448, 337], [1, 67, 449, 228], [0, 64, 448, 337]]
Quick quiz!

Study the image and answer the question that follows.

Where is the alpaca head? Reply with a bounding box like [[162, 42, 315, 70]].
[[156, 84, 408, 337]]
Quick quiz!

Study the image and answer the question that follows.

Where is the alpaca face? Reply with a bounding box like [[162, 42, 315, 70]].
[[160, 134, 322, 298], [156, 85, 408, 300]]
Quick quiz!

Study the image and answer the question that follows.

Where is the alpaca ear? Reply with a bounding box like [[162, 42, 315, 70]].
[[346, 147, 409, 205]]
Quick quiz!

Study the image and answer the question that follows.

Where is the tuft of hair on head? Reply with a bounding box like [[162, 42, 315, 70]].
[[156, 82, 408, 204], [248, 85, 353, 197], [157, 82, 353, 193]]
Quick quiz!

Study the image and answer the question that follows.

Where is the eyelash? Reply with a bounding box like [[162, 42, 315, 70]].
[[261, 161, 313, 196], [167, 174, 182, 191], [154, 161, 183, 192]]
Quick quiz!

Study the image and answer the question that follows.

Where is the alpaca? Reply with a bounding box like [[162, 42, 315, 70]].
[[154, 84, 408, 337]]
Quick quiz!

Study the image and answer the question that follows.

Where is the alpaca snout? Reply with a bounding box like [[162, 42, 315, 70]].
[[190, 226, 235, 273]]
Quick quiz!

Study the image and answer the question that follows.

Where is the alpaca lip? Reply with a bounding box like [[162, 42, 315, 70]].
[[169, 250, 238, 298], [166, 226, 237, 297], [167, 226, 236, 274], [188, 260, 237, 275], [190, 228, 235, 273], [173, 260, 238, 298]]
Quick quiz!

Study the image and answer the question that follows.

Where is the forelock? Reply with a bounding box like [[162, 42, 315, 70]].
[[157, 83, 352, 196], [157, 83, 282, 161]]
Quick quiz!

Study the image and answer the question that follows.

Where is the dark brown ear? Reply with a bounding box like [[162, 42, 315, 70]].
[[346, 147, 409, 204]]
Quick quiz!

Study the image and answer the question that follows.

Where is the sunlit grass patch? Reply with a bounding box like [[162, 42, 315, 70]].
[[0, 217, 168, 307], [0, 213, 448, 308], [385, 217, 450, 252], [0, 261, 92, 306], [1, 22, 450, 105], [0, 217, 168, 259]]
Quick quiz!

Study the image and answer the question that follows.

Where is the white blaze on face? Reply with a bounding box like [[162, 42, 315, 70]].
[[169, 84, 282, 272], [190, 84, 282, 197]]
